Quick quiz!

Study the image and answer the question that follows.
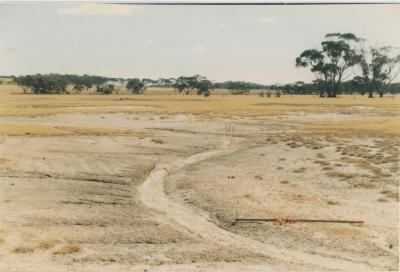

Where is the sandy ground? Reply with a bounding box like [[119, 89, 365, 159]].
[[0, 91, 398, 271]]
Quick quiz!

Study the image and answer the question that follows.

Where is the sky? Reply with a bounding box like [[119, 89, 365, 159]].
[[0, 2, 399, 84]]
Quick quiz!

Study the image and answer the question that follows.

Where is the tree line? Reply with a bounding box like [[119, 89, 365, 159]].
[[13, 74, 266, 97], [9, 34, 400, 98]]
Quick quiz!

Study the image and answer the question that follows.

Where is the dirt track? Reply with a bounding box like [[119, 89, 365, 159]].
[[139, 136, 380, 271]]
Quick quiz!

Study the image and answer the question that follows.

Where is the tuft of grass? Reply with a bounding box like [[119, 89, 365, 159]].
[[36, 239, 57, 250], [380, 189, 399, 201], [327, 200, 340, 205], [151, 138, 165, 144], [314, 159, 330, 166], [293, 167, 306, 173], [377, 197, 389, 202], [12, 246, 35, 254], [280, 180, 290, 184], [326, 171, 356, 180], [53, 244, 82, 255], [254, 175, 263, 181]]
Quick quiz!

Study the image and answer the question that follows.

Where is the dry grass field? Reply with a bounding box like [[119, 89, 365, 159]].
[[0, 84, 398, 271]]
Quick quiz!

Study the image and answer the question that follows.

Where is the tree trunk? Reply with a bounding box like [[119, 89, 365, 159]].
[[368, 89, 373, 98]]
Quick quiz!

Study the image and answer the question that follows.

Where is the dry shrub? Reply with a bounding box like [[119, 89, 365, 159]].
[[53, 244, 82, 255]]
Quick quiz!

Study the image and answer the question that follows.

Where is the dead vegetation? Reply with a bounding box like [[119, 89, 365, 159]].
[[11, 239, 58, 254], [53, 244, 82, 255], [12, 245, 36, 254]]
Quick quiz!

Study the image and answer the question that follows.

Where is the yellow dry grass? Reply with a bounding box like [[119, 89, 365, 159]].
[[1, 85, 399, 118], [0, 124, 143, 137], [0, 85, 399, 138], [298, 116, 400, 137]]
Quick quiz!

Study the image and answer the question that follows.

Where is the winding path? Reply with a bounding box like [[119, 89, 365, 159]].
[[138, 137, 374, 271]]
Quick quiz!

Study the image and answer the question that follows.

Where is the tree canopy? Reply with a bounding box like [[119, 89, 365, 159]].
[[172, 75, 213, 96], [296, 33, 363, 97], [15, 74, 68, 94], [357, 46, 400, 97], [126, 78, 145, 94]]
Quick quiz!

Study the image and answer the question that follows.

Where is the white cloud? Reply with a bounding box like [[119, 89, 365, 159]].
[[192, 45, 206, 51], [57, 4, 139, 16], [146, 39, 156, 45], [257, 16, 277, 24], [218, 23, 229, 29]]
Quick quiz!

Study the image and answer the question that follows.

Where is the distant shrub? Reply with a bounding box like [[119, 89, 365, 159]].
[[276, 90, 282, 97], [266, 91, 272, 97], [259, 91, 264, 97]]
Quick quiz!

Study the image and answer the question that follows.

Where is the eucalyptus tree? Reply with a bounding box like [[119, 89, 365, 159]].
[[126, 78, 145, 94], [194, 78, 213, 96], [173, 75, 212, 96], [296, 33, 363, 97], [357, 46, 400, 98]]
